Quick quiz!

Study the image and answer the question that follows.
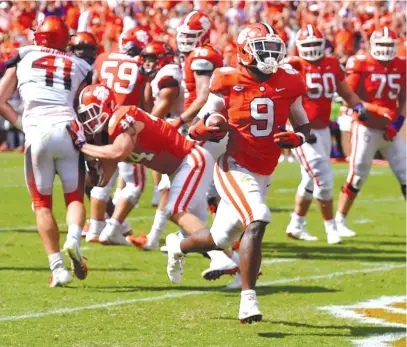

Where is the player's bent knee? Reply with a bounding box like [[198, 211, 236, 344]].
[[91, 186, 111, 202], [342, 182, 360, 198], [120, 183, 142, 205], [64, 190, 84, 206], [32, 195, 52, 210], [297, 186, 313, 200], [210, 229, 240, 249], [314, 179, 334, 201], [250, 204, 271, 225]]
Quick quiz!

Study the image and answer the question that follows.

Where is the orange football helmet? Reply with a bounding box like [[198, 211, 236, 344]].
[[141, 41, 175, 72], [119, 27, 152, 57], [237, 23, 286, 74], [296, 25, 325, 61], [69, 32, 98, 64], [176, 10, 211, 53], [78, 84, 117, 135], [370, 26, 398, 61], [34, 16, 70, 51]]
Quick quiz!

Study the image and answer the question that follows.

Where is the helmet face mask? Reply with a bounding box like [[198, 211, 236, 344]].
[[249, 37, 286, 74], [371, 41, 397, 61], [176, 29, 204, 53], [78, 85, 116, 136], [370, 27, 398, 62], [72, 44, 97, 64], [297, 40, 325, 61]]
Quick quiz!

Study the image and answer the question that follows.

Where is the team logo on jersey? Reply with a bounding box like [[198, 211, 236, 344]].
[[199, 16, 211, 31], [233, 85, 244, 92], [93, 86, 110, 102]]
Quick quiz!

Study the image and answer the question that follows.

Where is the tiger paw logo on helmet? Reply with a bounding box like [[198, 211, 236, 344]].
[[199, 16, 210, 31], [93, 86, 110, 102]]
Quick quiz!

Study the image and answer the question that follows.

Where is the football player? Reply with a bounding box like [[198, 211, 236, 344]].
[[285, 25, 367, 244], [164, 23, 311, 323], [131, 41, 184, 250], [86, 27, 152, 244], [0, 16, 92, 287], [67, 84, 215, 255], [335, 27, 406, 234], [69, 31, 98, 65]]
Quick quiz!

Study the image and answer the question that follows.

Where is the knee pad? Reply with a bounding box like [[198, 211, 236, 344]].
[[314, 172, 334, 201], [120, 183, 142, 205], [297, 186, 313, 200], [342, 182, 359, 198], [210, 227, 242, 249], [91, 186, 111, 202]]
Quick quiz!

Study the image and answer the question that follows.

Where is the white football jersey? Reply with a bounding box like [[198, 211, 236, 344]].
[[16, 46, 91, 127], [151, 64, 184, 119]]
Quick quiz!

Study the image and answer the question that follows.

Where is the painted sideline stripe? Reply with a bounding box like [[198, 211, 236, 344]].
[[0, 264, 403, 322], [262, 258, 296, 265]]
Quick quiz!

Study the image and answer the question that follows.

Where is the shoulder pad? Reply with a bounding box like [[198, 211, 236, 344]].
[[190, 58, 214, 71], [280, 63, 299, 75], [108, 106, 136, 139], [345, 55, 365, 73], [209, 67, 237, 94], [5, 45, 40, 68]]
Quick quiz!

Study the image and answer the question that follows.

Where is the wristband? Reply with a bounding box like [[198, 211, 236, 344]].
[[296, 132, 306, 144]]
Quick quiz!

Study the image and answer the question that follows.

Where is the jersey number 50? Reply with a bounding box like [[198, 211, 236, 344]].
[[250, 97, 274, 137], [101, 61, 138, 94]]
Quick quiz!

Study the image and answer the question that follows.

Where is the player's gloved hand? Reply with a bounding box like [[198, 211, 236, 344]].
[[189, 119, 227, 142], [392, 114, 405, 131], [171, 116, 186, 129], [273, 126, 305, 149], [353, 102, 368, 122], [383, 125, 398, 142], [66, 119, 86, 149], [307, 133, 317, 144]]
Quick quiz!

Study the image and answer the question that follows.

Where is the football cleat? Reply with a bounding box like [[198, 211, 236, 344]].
[[127, 233, 159, 250], [336, 220, 357, 237], [326, 227, 342, 245], [166, 233, 184, 283], [286, 223, 318, 241], [201, 262, 239, 281], [121, 220, 133, 237], [49, 267, 73, 288], [64, 239, 88, 280], [160, 245, 168, 253], [85, 221, 105, 243], [239, 294, 262, 324]]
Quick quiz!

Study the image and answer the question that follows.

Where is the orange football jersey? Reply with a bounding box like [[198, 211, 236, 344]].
[[95, 51, 145, 106], [108, 106, 195, 174], [182, 44, 223, 110], [210, 65, 306, 176], [346, 54, 406, 115], [287, 55, 345, 128]]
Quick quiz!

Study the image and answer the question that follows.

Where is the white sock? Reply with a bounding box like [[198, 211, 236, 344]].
[[335, 211, 346, 223], [207, 250, 235, 266], [324, 218, 336, 232], [89, 219, 105, 234], [48, 252, 65, 272], [241, 289, 256, 299], [67, 224, 82, 242], [291, 212, 305, 226], [112, 188, 122, 206], [148, 210, 169, 241], [105, 218, 121, 236], [231, 251, 240, 268], [121, 220, 132, 233]]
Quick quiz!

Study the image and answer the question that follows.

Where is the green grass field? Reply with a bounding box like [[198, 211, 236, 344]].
[[0, 153, 405, 347]]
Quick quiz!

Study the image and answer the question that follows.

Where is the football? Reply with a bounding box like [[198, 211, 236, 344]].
[[205, 112, 228, 131]]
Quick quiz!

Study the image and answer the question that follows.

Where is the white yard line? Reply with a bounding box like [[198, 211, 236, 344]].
[[0, 263, 403, 322], [262, 258, 297, 265]]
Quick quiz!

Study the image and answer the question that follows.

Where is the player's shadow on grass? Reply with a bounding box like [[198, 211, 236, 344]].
[[258, 321, 406, 338], [86, 284, 337, 295], [261, 242, 406, 263]]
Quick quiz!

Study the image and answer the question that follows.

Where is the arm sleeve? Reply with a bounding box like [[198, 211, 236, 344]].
[[289, 96, 309, 127], [196, 92, 226, 120]]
